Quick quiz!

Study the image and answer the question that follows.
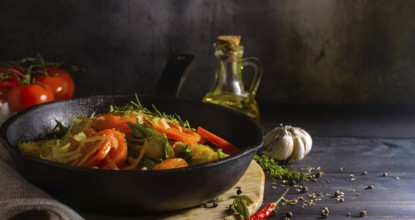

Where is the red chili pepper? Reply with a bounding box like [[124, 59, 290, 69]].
[[250, 188, 290, 220], [250, 203, 276, 220]]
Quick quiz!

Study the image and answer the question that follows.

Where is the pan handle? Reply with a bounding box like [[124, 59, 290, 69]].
[[155, 54, 194, 96]]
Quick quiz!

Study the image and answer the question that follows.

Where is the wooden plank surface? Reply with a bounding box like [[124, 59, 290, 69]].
[[261, 137, 415, 219], [82, 160, 265, 220]]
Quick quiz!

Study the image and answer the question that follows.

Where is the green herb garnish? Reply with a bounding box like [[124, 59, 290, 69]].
[[111, 94, 191, 128], [254, 154, 310, 181]]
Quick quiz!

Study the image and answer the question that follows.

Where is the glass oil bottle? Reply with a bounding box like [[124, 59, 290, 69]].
[[202, 36, 263, 120]]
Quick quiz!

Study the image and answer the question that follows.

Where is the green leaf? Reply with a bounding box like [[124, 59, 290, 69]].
[[230, 195, 250, 220]]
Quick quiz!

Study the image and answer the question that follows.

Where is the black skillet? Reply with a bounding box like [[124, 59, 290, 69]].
[[0, 95, 263, 214]]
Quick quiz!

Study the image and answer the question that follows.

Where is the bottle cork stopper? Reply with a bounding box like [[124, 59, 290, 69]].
[[217, 35, 241, 52], [215, 35, 241, 61], [217, 35, 241, 47]]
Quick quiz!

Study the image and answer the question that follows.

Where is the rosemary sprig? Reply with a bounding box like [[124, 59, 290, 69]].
[[111, 94, 152, 115]]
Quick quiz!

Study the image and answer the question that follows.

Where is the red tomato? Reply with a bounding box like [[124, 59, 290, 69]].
[[0, 67, 23, 102], [35, 75, 67, 100], [57, 70, 75, 99], [39, 66, 75, 100], [7, 84, 54, 112]]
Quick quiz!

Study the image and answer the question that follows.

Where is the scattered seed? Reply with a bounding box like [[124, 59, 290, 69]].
[[286, 211, 293, 218], [359, 210, 367, 217], [298, 185, 309, 193], [340, 167, 344, 172], [286, 199, 298, 205], [308, 193, 316, 199], [321, 207, 330, 218], [361, 171, 368, 175], [236, 187, 242, 195], [346, 212, 352, 217], [395, 176, 400, 180], [382, 172, 388, 177], [289, 179, 297, 186], [366, 185, 374, 190], [315, 171, 325, 178], [336, 198, 344, 202], [202, 199, 218, 208], [335, 190, 345, 197]]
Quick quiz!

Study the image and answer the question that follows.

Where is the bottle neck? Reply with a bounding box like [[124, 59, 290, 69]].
[[214, 49, 245, 95]]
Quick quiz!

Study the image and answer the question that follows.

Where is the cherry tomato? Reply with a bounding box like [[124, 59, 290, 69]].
[[35, 75, 67, 100], [38, 66, 75, 100], [7, 84, 54, 112], [0, 67, 23, 102], [57, 70, 75, 99]]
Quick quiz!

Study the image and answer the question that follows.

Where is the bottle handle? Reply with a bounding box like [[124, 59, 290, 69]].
[[242, 57, 263, 97]]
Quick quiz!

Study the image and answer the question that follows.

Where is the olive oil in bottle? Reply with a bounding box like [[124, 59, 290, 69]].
[[203, 92, 260, 120], [202, 35, 262, 120]]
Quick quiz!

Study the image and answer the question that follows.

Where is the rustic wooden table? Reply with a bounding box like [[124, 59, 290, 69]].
[[259, 104, 415, 219]]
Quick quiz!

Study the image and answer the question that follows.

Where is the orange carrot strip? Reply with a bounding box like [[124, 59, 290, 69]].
[[196, 127, 240, 155], [152, 121, 201, 145]]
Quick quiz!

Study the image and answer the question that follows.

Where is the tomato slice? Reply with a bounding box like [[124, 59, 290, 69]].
[[76, 129, 114, 167], [99, 130, 128, 169], [91, 114, 137, 137]]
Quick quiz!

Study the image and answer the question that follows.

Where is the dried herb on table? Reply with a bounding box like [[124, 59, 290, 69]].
[[229, 193, 254, 220], [254, 154, 310, 181]]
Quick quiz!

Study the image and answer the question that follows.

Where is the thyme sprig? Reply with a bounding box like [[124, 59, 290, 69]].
[[110, 94, 192, 129]]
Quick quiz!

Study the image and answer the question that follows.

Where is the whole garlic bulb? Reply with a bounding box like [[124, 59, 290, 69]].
[[261, 124, 312, 163]]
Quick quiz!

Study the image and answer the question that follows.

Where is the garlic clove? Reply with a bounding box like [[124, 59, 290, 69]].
[[262, 126, 294, 161], [270, 131, 294, 161], [263, 127, 284, 147], [295, 127, 312, 155], [289, 134, 305, 163]]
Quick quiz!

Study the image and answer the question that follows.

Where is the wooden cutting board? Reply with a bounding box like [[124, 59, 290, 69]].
[[84, 160, 265, 220]]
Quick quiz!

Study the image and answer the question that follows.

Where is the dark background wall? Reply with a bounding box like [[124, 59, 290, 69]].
[[1, 0, 415, 104]]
